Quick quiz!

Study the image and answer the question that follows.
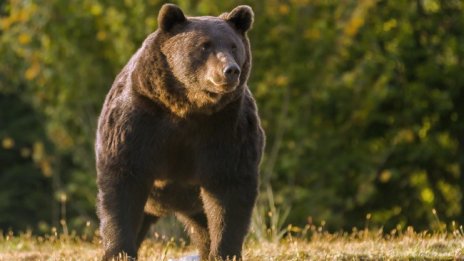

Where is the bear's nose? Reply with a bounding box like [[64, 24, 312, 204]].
[[223, 64, 241, 80]]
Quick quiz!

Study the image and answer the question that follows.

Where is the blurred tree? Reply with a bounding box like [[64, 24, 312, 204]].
[[248, 0, 464, 230], [0, 91, 53, 232]]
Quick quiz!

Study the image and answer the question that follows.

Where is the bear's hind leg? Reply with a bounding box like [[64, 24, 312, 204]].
[[136, 214, 159, 249], [177, 212, 210, 259]]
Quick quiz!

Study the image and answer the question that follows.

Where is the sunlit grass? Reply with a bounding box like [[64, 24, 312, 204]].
[[246, 228, 464, 260], [1, 226, 463, 260]]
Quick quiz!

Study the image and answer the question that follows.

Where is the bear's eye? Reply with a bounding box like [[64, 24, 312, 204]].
[[201, 42, 212, 52], [231, 43, 237, 51]]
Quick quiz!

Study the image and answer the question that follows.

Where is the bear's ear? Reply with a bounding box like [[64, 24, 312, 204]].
[[225, 5, 254, 33], [158, 4, 187, 32]]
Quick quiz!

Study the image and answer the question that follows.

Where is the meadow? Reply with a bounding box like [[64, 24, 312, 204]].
[[1, 226, 463, 260]]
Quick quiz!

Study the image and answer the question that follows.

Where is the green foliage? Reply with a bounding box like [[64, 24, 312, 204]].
[[0, 93, 53, 232], [0, 0, 463, 233]]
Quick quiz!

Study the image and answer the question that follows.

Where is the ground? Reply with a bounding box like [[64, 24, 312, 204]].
[[1, 229, 463, 260]]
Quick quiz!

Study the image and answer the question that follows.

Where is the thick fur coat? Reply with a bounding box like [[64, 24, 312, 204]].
[[95, 4, 264, 260]]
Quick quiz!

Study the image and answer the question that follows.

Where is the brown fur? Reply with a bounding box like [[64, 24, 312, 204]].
[[95, 4, 264, 260]]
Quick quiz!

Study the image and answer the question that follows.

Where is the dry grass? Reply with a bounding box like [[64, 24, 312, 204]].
[[1, 228, 463, 260], [245, 231, 464, 260]]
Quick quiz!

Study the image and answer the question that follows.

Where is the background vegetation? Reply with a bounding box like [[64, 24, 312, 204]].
[[1, 0, 463, 236]]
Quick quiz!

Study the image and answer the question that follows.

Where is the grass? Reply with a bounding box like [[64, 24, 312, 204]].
[[1, 226, 463, 260]]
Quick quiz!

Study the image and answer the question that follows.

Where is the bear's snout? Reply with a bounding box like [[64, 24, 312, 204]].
[[204, 52, 241, 92], [219, 61, 241, 88], [206, 61, 241, 93], [223, 63, 241, 82]]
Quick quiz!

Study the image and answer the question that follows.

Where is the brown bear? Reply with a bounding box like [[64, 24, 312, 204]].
[[95, 3, 264, 261]]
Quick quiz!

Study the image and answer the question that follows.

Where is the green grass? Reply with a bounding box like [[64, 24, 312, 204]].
[[1, 227, 463, 260]]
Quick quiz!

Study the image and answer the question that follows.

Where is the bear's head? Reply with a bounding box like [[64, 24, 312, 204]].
[[132, 4, 254, 117]]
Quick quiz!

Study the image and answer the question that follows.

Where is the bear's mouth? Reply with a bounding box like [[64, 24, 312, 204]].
[[203, 87, 234, 97], [204, 90, 222, 99], [206, 78, 239, 93]]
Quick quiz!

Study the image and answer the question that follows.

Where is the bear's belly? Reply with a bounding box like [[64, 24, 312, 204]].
[[144, 180, 203, 216]]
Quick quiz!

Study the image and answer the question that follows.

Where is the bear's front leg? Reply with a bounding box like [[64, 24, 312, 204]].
[[97, 170, 153, 260], [200, 177, 258, 260]]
